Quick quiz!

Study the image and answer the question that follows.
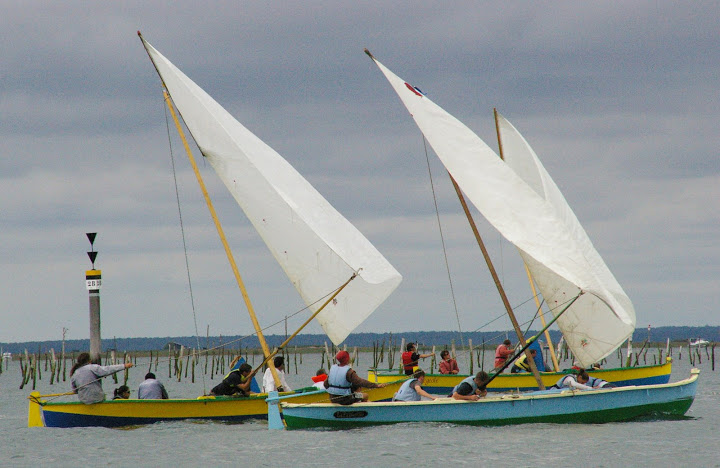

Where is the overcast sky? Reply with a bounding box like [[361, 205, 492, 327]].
[[2, 2, 718, 344]]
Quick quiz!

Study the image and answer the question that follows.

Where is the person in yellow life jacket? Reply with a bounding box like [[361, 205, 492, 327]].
[[401, 343, 434, 375], [210, 363, 254, 396], [510, 349, 537, 374]]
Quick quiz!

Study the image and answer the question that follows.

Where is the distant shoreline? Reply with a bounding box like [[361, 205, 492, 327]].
[[1, 325, 716, 354]]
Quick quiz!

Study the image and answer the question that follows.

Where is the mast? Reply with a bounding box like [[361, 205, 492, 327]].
[[161, 88, 282, 390], [448, 175, 545, 389], [494, 108, 560, 372]]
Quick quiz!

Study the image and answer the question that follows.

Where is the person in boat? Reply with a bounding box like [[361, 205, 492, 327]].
[[553, 370, 593, 390], [138, 372, 169, 399], [393, 370, 437, 402], [324, 350, 386, 405], [262, 356, 292, 393], [450, 371, 489, 401], [439, 350, 459, 374], [510, 349, 537, 373], [402, 343, 434, 376], [494, 339, 513, 371], [586, 375, 615, 388], [210, 363, 255, 396], [113, 385, 131, 400], [311, 368, 328, 389], [70, 352, 134, 404]]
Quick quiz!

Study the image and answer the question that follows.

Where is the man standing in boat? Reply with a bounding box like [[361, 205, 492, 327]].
[[325, 350, 386, 405], [401, 343, 434, 375], [494, 339, 513, 371]]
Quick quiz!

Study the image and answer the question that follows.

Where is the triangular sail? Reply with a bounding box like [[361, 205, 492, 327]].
[[496, 114, 635, 366], [142, 38, 402, 345], [369, 55, 634, 366]]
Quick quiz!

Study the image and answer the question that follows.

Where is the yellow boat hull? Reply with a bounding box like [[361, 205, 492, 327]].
[[368, 359, 672, 394]]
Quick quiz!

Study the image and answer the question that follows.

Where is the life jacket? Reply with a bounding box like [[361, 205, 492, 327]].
[[311, 374, 328, 384], [222, 369, 247, 389], [402, 351, 417, 373], [554, 374, 574, 389], [586, 376, 608, 388], [326, 364, 352, 396], [513, 354, 531, 371], [393, 378, 420, 402], [451, 376, 478, 395]]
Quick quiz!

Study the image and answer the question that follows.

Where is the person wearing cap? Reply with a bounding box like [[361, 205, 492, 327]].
[[324, 350, 386, 405], [262, 356, 292, 393]]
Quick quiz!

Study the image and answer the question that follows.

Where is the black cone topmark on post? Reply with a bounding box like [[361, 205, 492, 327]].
[[86, 233, 102, 364]]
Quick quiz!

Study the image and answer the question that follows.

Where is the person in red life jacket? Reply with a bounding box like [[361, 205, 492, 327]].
[[402, 343, 434, 375], [494, 339, 513, 371], [324, 350, 386, 405], [311, 368, 328, 389], [439, 350, 459, 374]]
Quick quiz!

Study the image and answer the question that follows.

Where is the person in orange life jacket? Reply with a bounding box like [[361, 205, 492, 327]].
[[494, 339, 513, 371], [439, 350, 459, 374], [510, 349, 537, 373], [402, 343, 434, 375], [324, 350, 386, 405], [393, 370, 437, 401], [311, 368, 328, 389], [451, 371, 489, 401]]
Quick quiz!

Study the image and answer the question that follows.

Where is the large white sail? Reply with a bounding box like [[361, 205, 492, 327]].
[[368, 55, 634, 366], [497, 113, 635, 366], [141, 38, 401, 345]]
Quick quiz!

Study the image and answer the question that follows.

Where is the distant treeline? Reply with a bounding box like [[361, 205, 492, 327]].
[[1, 326, 717, 355]]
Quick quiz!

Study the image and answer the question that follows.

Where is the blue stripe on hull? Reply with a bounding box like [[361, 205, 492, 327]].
[[42, 411, 263, 428]]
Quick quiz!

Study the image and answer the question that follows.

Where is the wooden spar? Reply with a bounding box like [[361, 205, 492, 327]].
[[494, 108, 559, 372], [522, 263, 560, 371], [448, 174, 545, 389], [250, 273, 358, 375], [161, 90, 282, 390]]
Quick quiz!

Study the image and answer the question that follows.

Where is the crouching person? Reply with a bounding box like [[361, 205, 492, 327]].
[[451, 371, 489, 401], [392, 370, 437, 402]]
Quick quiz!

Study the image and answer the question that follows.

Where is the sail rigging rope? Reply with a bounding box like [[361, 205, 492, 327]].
[[421, 136, 464, 348], [164, 97, 207, 395]]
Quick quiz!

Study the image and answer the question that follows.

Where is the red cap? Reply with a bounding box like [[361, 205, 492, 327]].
[[336, 350, 350, 366]]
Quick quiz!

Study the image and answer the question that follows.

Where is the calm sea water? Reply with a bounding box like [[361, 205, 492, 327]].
[[1, 350, 717, 467]]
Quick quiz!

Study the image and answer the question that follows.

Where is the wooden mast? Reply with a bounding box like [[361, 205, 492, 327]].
[[448, 175, 545, 389], [162, 89, 283, 390], [494, 108, 560, 372]]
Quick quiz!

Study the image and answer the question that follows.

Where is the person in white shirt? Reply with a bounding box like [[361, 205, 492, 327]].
[[262, 356, 292, 393], [554, 370, 593, 390]]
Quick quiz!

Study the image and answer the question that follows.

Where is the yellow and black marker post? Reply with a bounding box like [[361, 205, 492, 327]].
[[86, 233, 102, 364]]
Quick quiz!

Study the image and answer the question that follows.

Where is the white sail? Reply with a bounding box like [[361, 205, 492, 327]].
[[141, 38, 402, 345], [369, 55, 634, 366]]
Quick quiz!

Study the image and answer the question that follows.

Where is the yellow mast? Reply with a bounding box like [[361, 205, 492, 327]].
[[493, 107, 559, 372], [162, 90, 282, 390]]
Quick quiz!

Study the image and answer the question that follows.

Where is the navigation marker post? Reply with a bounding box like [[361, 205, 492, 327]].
[[86, 233, 102, 364]]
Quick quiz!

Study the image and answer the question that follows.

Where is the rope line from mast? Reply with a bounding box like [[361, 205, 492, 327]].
[[421, 135, 464, 348], [164, 93, 207, 395]]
